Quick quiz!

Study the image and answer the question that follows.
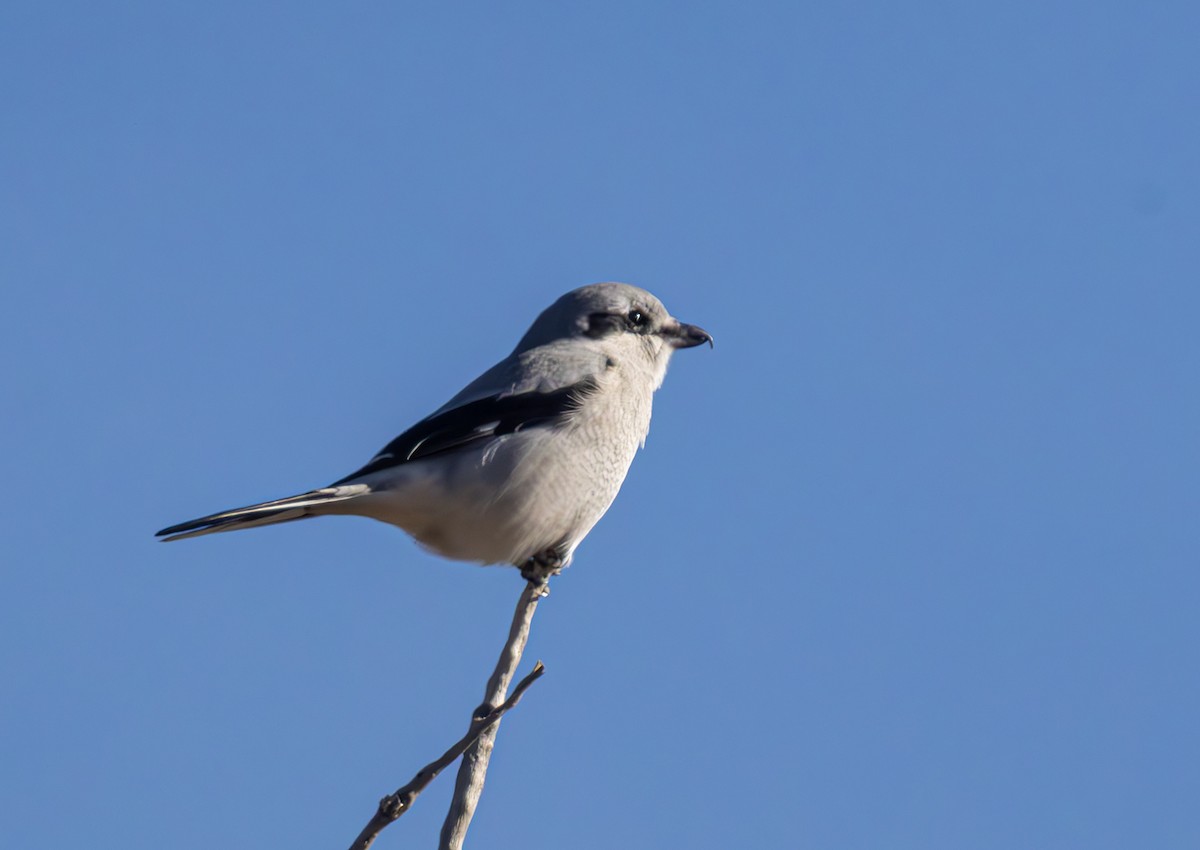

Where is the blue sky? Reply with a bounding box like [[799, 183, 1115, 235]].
[[3, 2, 1198, 848]]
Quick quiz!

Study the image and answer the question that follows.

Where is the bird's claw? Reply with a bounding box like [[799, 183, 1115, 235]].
[[520, 549, 566, 591]]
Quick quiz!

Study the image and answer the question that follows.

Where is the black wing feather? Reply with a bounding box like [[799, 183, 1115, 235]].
[[333, 378, 596, 484]]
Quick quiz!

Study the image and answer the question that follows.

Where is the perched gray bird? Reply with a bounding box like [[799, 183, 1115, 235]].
[[156, 283, 711, 581]]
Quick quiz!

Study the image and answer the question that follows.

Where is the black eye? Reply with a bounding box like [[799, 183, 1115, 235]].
[[627, 309, 646, 328]]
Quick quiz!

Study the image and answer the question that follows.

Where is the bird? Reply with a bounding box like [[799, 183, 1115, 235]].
[[155, 283, 711, 582]]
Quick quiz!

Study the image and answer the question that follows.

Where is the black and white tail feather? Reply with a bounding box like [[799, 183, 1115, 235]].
[[155, 486, 369, 541]]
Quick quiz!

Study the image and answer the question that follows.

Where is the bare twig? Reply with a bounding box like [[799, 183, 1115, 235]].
[[347, 660, 546, 850], [439, 579, 549, 850]]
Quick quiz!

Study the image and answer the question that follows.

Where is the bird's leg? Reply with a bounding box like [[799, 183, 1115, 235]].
[[519, 548, 567, 592]]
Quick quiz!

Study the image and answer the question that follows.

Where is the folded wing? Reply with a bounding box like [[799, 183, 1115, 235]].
[[333, 377, 598, 484]]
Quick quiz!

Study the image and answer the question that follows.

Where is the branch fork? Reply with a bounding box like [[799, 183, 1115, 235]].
[[347, 579, 549, 850]]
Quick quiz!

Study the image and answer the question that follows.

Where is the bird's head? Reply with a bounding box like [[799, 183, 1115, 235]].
[[517, 283, 712, 384]]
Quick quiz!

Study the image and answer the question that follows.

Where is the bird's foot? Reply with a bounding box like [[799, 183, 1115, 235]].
[[520, 549, 566, 593], [471, 702, 498, 723]]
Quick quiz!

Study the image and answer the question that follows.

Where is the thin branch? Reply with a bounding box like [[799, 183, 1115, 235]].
[[439, 579, 549, 850], [347, 660, 546, 850]]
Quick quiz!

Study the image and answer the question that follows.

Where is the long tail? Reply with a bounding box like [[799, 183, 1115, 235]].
[[155, 485, 369, 542]]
